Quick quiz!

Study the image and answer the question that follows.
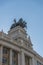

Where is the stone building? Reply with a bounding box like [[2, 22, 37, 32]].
[[0, 25, 43, 65]]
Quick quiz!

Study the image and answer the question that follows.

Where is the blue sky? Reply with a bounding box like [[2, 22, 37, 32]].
[[0, 0, 43, 57]]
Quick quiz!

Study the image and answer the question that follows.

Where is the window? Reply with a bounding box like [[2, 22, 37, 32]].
[[37, 61, 42, 65], [3, 47, 9, 54], [12, 60, 16, 65], [2, 57, 7, 64], [25, 56, 30, 65], [12, 50, 18, 65], [3, 47, 10, 65]]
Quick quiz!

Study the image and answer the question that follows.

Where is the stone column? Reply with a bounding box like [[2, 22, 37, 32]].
[[29, 58, 32, 65], [0, 46, 3, 65], [21, 50, 25, 65], [18, 53, 20, 65], [32, 57, 35, 65], [10, 49, 12, 65]]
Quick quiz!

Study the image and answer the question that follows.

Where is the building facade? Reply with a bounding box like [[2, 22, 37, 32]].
[[0, 26, 43, 65]]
